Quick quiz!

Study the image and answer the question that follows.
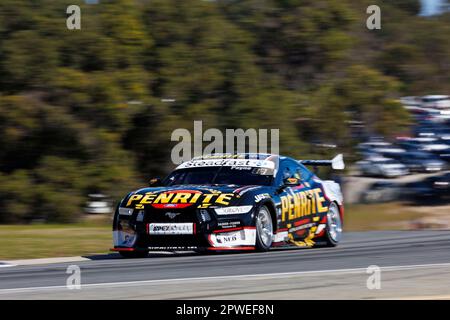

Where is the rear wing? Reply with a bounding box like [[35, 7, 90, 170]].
[[299, 154, 345, 170]]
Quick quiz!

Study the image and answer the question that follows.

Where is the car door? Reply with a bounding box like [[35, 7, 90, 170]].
[[277, 159, 316, 241]]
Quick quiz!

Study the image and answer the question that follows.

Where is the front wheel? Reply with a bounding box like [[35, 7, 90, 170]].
[[255, 206, 273, 251], [322, 202, 343, 247]]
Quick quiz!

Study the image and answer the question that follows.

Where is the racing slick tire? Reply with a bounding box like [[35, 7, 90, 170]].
[[255, 205, 274, 251], [320, 202, 343, 247], [119, 250, 149, 258]]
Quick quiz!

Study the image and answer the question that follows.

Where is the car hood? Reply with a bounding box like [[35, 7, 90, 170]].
[[122, 184, 267, 209]]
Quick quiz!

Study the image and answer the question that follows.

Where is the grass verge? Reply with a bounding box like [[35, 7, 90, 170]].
[[0, 203, 430, 260], [344, 202, 424, 231], [0, 217, 111, 260]]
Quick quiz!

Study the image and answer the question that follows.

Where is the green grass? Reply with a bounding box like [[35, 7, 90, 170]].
[[0, 217, 112, 260], [344, 202, 423, 231], [0, 203, 424, 260]]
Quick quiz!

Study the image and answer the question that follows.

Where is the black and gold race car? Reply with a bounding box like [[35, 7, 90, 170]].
[[111, 153, 345, 257]]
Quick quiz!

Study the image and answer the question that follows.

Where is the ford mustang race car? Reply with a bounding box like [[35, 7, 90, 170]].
[[111, 153, 345, 257]]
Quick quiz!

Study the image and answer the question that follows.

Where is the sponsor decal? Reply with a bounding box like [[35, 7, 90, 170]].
[[126, 190, 235, 209], [231, 166, 252, 171], [217, 221, 241, 229], [280, 187, 327, 222], [148, 223, 194, 235], [147, 246, 198, 250], [285, 222, 318, 247], [288, 222, 315, 233], [255, 193, 270, 203], [177, 159, 275, 170], [208, 227, 256, 247], [216, 233, 239, 244]]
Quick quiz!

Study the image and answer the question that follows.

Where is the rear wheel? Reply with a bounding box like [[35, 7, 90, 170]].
[[119, 250, 149, 258], [255, 206, 273, 251], [322, 202, 342, 247]]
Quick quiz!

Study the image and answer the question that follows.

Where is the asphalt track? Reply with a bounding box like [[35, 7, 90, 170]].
[[1, 230, 450, 299]]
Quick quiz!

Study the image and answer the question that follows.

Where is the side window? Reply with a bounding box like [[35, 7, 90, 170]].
[[293, 168, 302, 180], [282, 166, 293, 179], [278, 160, 301, 185], [296, 164, 312, 181]]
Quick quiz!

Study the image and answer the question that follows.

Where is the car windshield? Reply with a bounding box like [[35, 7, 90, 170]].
[[164, 166, 273, 186]]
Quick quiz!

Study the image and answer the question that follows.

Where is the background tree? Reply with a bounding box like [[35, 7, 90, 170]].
[[0, 0, 447, 223]]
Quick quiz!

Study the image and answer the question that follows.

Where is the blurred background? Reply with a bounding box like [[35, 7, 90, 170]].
[[0, 0, 449, 258]]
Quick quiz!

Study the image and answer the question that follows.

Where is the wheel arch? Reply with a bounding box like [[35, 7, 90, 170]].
[[258, 200, 278, 233], [332, 200, 344, 227], [321, 180, 344, 225]]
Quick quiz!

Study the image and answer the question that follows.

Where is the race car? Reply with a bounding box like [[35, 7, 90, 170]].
[[111, 153, 345, 257]]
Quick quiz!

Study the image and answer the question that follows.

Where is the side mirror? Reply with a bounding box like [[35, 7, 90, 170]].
[[149, 177, 162, 187], [283, 177, 301, 186], [277, 177, 301, 193]]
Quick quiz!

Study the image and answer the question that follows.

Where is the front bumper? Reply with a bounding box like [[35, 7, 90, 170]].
[[112, 207, 257, 251]]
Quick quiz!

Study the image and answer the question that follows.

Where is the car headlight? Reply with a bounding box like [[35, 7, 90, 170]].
[[214, 206, 253, 215], [118, 207, 133, 216]]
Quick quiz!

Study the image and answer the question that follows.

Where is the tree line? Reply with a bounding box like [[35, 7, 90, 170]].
[[0, 0, 448, 222]]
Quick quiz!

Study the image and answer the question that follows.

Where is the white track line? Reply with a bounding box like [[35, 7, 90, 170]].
[[0, 252, 188, 267], [1, 262, 450, 294], [0, 256, 90, 266]]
